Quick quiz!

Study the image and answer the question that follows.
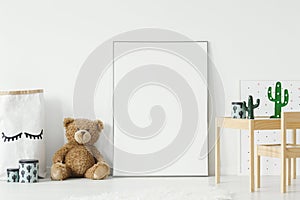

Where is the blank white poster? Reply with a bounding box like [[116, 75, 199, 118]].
[[113, 41, 208, 176]]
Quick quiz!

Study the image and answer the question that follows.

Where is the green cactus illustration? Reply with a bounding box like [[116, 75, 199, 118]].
[[27, 175, 32, 182], [267, 81, 289, 118], [33, 169, 37, 177], [26, 165, 32, 173], [243, 95, 260, 119], [239, 111, 243, 118], [12, 174, 17, 182], [233, 105, 237, 113]]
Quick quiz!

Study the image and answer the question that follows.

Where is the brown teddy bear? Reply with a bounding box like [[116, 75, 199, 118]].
[[51, 118, 110, 180]]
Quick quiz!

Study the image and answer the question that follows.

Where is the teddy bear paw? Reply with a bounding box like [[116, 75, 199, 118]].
[[93, 162, 110, 180], [51, 163, 70, 181]]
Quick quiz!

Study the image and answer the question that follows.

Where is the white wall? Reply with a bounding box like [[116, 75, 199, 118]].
[[1, 0, 300, 175]]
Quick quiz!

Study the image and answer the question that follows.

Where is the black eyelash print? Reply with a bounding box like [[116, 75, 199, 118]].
[[24, 129, 43, 140], [2, 132, 22, 142]]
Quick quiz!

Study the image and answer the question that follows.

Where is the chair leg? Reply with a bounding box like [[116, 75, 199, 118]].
[[287, 158, 291, 186], [256, 154, 260, 188], [292, 158, 296, 179], [292, 129, 296, 179], [281, 156, 287, 193]]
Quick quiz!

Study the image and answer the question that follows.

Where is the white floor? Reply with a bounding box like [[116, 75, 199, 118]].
[[1, 176, 300, 200]]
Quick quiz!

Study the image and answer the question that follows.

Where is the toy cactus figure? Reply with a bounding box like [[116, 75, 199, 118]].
[[267, 81, 289, 118], [243, 95, 260, 119]]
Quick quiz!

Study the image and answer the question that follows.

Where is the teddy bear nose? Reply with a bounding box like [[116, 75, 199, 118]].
[[80, 131, 86, 135]]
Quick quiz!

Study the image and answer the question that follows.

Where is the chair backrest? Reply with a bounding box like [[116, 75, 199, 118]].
[[281, 112, 300, 149], [282, 112, 300, 129]]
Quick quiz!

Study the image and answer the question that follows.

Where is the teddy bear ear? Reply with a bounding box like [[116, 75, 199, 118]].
[[96, 120, 104, 130], [64, 118, 74, 128]]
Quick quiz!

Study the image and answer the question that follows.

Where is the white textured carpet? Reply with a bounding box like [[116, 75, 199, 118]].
[[65, 187, 233, 200]]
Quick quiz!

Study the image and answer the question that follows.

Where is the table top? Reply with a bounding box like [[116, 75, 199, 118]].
[[216, 116, 281, 130]]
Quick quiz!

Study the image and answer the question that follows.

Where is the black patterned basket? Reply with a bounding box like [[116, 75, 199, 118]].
[[19, 159, 39, 183]]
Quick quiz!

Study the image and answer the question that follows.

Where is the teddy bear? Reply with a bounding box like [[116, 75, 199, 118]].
[[50, 118, 110, 180]]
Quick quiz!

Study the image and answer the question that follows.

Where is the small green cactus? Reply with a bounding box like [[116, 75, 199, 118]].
[[267, 81, 289, 118], [243, 95, 260, 119]]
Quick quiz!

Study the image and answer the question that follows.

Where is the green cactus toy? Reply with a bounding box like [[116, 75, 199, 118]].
[[243, 95, 260, 119], [267, 81, 289, 118]]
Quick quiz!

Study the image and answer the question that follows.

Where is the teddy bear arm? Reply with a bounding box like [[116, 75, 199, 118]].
[[52, 144, 73, 163], [89, 146, 104, 162]]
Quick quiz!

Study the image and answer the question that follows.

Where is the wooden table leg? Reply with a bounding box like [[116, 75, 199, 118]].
[[281, 122, 287, 193], [215, 119, 220, 184], [249, 120, 255, 192], [256, 146, 260, 188], [292, 129, 296, 179]]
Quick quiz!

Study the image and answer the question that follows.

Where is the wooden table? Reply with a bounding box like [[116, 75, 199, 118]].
[[214, 117, 297, 192]]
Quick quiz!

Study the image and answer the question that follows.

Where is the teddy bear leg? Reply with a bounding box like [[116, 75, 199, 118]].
[[84, 162, 110, 180], [51, 163, 72, 180]]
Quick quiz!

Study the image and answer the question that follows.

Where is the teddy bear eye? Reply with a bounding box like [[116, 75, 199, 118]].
[[86, 129, 89, 132], [77, 128, 80, 131]]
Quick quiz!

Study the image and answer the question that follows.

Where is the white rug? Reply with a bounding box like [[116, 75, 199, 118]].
[[65, 187, 233, 200]]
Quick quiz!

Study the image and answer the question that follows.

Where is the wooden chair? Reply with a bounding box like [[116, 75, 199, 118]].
[[256, 112, 300, 193]]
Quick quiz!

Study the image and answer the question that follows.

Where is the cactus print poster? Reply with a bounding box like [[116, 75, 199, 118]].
[[240, 80, 300, 175]]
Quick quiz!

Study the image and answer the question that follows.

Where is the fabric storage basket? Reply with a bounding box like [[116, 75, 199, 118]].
[[0, 89, 46, 180]]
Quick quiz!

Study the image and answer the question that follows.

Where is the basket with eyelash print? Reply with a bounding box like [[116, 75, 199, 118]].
[[0, 89, 46, 180]]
